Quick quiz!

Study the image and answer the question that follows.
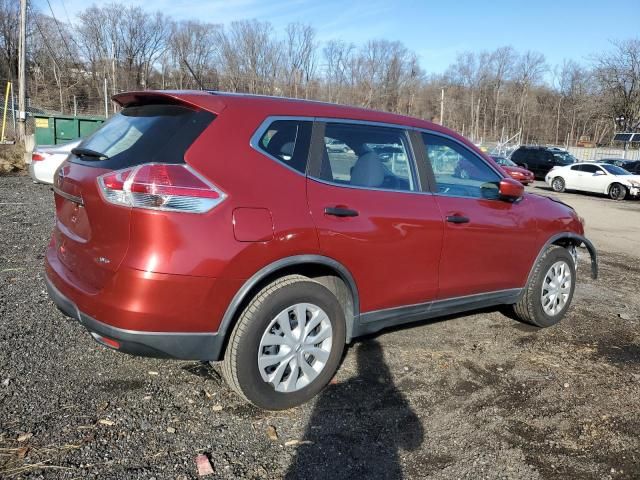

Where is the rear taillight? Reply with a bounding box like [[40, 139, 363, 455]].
[[32, 152, 49, 162], [97, 163, 225, 214]]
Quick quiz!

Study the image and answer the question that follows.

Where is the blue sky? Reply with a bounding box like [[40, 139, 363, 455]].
[[40, 0, 640, 74]]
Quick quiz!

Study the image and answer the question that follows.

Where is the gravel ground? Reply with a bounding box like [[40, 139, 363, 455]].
[[1, 175, 639, 479]]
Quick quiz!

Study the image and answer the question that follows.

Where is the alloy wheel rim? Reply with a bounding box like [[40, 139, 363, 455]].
[[553, 179, 563, 191], [611, 186, 621, 198], [258, 303, 333, 393], [541, 260, 572, 316]]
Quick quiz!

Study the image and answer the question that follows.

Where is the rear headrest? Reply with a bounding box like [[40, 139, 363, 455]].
[[351, 152, 385, 187], [280, 142, 294, 157]]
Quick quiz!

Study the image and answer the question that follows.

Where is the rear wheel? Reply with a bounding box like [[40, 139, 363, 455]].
[[609, 183, 627, 200], [221, 275, 346, 410], [510, 245, 576, 327], [551, 176, 565, 192]]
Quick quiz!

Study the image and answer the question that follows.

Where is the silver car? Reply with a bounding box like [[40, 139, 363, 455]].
[[27, 139, 81, 184]]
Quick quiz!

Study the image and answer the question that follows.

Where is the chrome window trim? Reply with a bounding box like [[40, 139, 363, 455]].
[[250, 115, 428, 194], [307, 176, 433, 196], [249, 115, 507, 196], [52, 186, 84, 205]]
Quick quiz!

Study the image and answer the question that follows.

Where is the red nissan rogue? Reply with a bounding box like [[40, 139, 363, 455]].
[[45, 91, 597, 410]]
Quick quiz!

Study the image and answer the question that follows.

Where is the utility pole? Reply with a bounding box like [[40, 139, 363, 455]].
[[17, 0, 27, 142], [103, 78, 109, 118], [440, 88, 444, 125]]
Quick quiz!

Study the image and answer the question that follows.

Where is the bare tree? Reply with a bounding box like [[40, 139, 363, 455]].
[[0, 0, 20, 81], [284, 23, 316, 98], [593, 38, 640, 132]]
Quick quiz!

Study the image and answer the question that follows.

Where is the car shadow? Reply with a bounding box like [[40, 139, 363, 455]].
[[284, 339, 424, 480]]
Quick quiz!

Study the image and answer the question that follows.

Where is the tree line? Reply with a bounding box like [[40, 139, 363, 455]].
[[0, 0, 638, 145]]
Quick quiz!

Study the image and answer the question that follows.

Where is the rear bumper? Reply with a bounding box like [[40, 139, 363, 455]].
[[45, 273, 224, 360], [29, 161, 55, 184]]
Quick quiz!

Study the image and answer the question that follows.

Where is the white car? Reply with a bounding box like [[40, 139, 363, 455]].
[[27, 139, 81, 184], [545, 162, 640, 200]]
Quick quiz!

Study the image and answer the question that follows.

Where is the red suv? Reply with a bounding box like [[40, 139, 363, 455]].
[[45, 91, 597, 410]]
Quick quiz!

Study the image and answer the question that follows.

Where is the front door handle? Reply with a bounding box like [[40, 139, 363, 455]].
[[325, 206, 359, 217], [446, 215, 470, 224]]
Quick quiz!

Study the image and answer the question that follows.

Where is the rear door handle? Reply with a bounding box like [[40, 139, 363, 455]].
[[446, 215, 470, 224], [325, 207, 359, 217]]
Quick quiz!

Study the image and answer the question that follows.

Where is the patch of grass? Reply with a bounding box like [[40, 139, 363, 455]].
[[0, 144, 26, 174]]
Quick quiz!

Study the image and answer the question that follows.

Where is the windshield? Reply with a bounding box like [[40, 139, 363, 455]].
[[491, 156, 517, 167], [601, 164, 632, 176], [552, 152, 577, 165]]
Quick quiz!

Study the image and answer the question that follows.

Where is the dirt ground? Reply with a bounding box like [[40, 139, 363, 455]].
[[0, 175, 638, 479]]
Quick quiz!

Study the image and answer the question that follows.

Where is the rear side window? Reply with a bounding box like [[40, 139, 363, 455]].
[[256, 120, 312, 174], [580, 164, 600, 173], [72, 104, 215, 169]]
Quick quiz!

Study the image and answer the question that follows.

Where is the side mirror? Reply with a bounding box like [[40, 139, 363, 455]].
[[499, 177, 524, 201], [593, 171, 605, 176]]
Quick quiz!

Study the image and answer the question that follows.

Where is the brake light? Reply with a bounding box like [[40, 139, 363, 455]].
[[97, 163, 225, 213], [32, 152, 49, 162]]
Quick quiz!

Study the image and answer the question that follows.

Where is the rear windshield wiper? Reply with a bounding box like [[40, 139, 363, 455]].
[[71, 147, 109, 160]]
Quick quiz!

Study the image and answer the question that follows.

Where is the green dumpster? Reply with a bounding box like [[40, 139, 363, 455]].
[[34, 114, 105, 146]]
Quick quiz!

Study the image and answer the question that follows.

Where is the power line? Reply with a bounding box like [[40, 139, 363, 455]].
[[31, 9, 63, 72], [44, 0, 82, 71], [58, 0, 73, 26]]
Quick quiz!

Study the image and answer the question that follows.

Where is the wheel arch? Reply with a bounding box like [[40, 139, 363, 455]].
[[607, 181, 624, 194], [213, 255, 360, 361], [526, 233, 598, 289]]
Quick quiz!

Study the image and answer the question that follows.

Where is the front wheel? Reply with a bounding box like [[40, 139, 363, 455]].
[[510, 245, 576, 327], [551, 176, 565, 192], [221, 275, 346, 410], [609, 183, 627, 200]]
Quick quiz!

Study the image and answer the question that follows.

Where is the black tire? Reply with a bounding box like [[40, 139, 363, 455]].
[[608, 183, 627, 200], [551, 176, 565, 192], [221, 275, 346, 410], [510, 245, 576, 328]]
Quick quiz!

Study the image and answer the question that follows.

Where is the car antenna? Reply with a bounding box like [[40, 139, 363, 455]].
[[182, 58, 205, 91]]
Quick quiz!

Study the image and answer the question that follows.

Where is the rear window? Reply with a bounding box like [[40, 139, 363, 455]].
[[71, 104, 215, 169]]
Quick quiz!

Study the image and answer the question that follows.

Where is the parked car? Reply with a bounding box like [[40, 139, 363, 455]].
[[511, 146, 578, 179], [27, 139, 81, 184], [490, 155, 535, 185], [545, 162, 640, 200], [45, 91, 597, 410], [601, 158, 640, 174], [325, 138, 350, 153]]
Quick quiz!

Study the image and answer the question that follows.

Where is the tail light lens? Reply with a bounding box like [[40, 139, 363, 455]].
[[97, 163, 225, 214], [32, 152, 49, 162]]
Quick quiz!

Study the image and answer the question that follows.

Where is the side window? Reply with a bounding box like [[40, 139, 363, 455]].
[[256, 119, 312, 174], [314, 123, 416, 192], [570, 165, 583, 171], [581, 164, 599, 174], [422, 133, 501, 199]]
